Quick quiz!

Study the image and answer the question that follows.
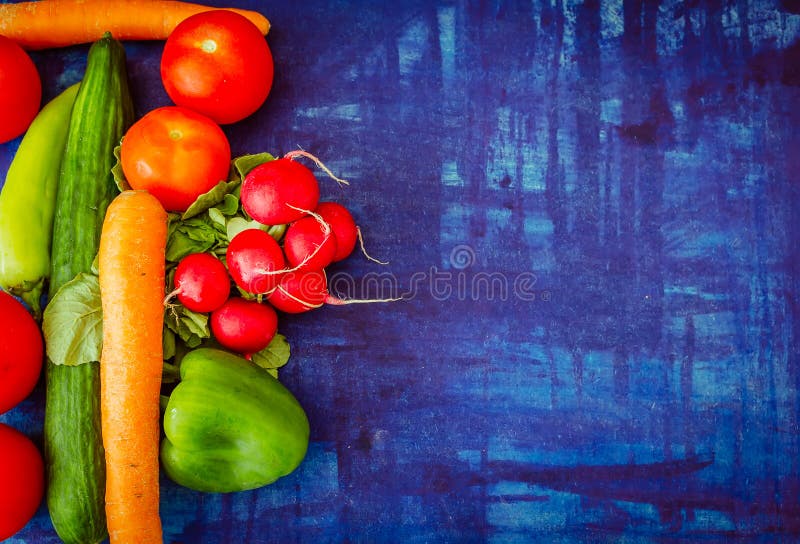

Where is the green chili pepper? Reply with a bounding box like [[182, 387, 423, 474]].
[[161, 347, 310, 493], [0, 83, 80, 318]]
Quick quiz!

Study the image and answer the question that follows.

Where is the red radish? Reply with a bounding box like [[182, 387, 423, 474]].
[[210, 297, 278, 354], [226, 229, 286, 295], [267, 269, 402, 314], [240, 151, 349, 226], [171, 253, 230, 312], [240, 158, 320, 225], [267, 269, 329, 314], [315, 202, 358, 262], [283, 214, 337, 271]]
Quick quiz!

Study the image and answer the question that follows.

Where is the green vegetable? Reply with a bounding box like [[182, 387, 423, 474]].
[[161, 348, 309, 493], [232, 152, 276, 179], [165, 213, 229, 262], [250, 333, 291, 377], [44, 33, 134, 544], [42, 272, 102, 367], [181, 178, 241, 219], [0, 83, 79, 317], [164, 302, 211, 348]]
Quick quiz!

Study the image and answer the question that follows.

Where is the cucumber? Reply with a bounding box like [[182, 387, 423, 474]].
[[44, 33, 134, 544]]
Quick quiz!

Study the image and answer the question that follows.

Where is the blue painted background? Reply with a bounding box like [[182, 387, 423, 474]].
[[2, 0, 799, 541]]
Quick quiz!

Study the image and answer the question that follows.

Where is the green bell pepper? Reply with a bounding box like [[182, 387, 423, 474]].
[[161, 348, 310, 493]]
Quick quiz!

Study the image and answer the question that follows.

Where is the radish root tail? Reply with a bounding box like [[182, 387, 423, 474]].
[[357, 226, 389, 265], [287, 204, 332, 236], [275, 284, 325, 311], [285, 149, 350, 186], [163, 286, 182, 306], [326, 294, 405, 305]]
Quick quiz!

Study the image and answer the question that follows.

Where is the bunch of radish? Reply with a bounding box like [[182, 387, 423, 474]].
[[170, 152, 383, 357]]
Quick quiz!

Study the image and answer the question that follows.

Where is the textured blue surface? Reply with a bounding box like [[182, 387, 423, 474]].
[[2, 0, 800, 542]]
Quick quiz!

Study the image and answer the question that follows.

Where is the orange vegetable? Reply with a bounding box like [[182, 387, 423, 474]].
[[98, 190, 167, 544], [0, 0, 270, 50]]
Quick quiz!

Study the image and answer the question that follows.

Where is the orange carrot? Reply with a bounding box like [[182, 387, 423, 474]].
[[0, 0, 270, 50], [98, 190, 167, 544]]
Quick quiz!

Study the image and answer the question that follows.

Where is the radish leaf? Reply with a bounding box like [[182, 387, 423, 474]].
[[250, 334, 291, 371], [42, 272, 102, 366]]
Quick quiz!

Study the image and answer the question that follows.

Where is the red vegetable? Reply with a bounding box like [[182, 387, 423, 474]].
[[210, 297, 278, 354], [0, 423, 44, 540], [161, 10, 274, 125], [283, 214, 337, 271], [267, 269, 329, 314], [0, 35, 41, 143], [120, 106, 231, 212], [315, 202, 358, 262], [268, 269, 401, 314], [240, 158, 320, 226], [226, 229, 286, 295], [172, 253, 230, 313], [0, 291, 43, 414]]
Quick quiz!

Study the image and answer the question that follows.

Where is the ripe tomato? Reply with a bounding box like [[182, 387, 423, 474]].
[[161, 10, 274, 125], [0, 291, 43, 414], [120, 106, 231, 212], [0, 423, 44, 540], [0, 36, 42, 143]]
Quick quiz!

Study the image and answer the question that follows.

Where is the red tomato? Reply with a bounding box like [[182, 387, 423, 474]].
[[0, 36, 42, 144], [0, 291, 43, 414], [161, 10, 274, 125], [120, 106, 231, 212], [0, 423, 44, 540]]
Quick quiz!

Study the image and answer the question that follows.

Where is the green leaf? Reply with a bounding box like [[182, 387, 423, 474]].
[[165, 304, 211, 348], [90, 253, 100, 275], [250, 334, 291, 370], [111, 144, 132, 192], [42, 273, 102, 366], [233, 152, 275, 179], [185, 216, 224, 239], [235, 285, 258, 300], [226, 217, 284, 242], [208, 207, 227, 228], [165, 217, 226, 262], [266, 223, 287, 243], [166, 231, 214, 262], [180, 309, 209, 338], [181, 179, 241, 220], [8, 277, 45, 322], [165, 266, 177, 294], [162, 361, 180, 384], [184, 335, 204, 349], [218, 193, 240, 216], [226, 217, 259, 241], [163, 324, 176, 361]]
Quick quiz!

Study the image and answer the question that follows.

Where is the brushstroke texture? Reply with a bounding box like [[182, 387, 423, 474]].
[[1, 0, 799, 541]]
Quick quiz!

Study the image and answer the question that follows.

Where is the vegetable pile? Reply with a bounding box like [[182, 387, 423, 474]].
[[0, 3, 392, 542]]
